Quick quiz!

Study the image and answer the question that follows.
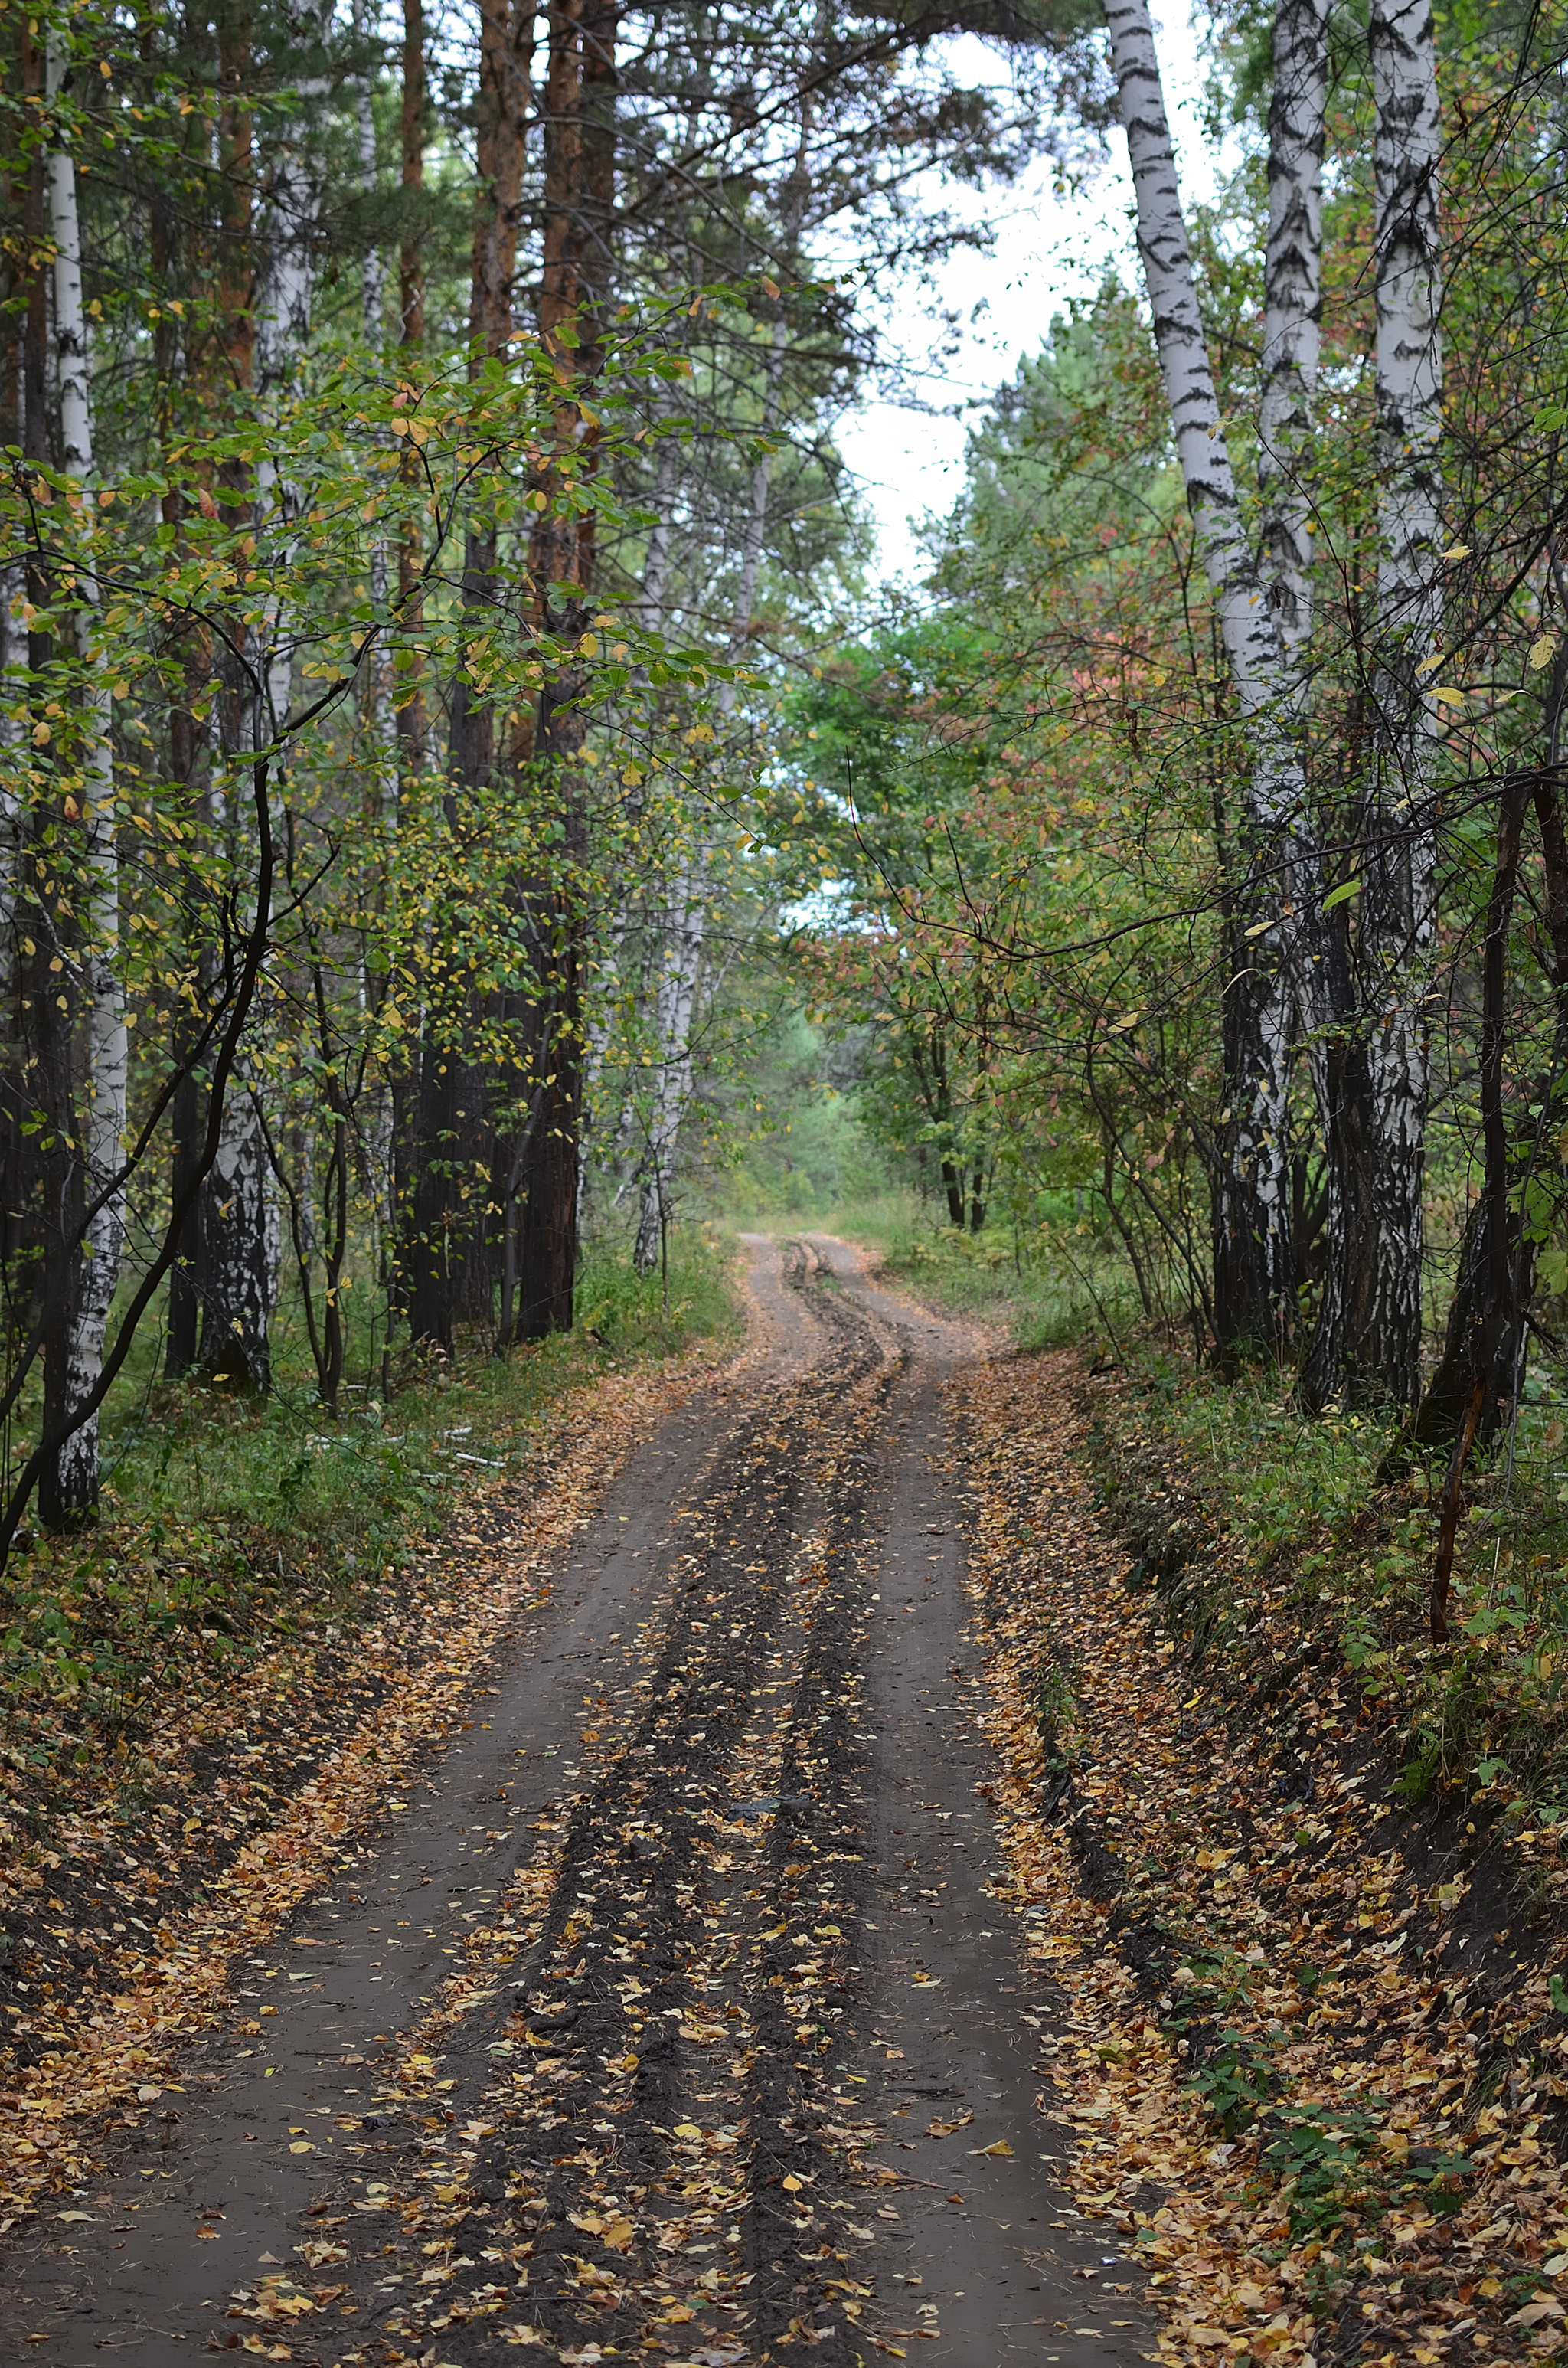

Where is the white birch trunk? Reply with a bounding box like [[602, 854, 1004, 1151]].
[[577, 430, 685, 1234], [632, 313, 788, 1270], [1305, 0, 1443, 1408], [201, 15, 331, 1385], [638, 430, 681, 639], [201, 1075, 276, 1391], [354, 0, 394, 765], [354, 0, 385, 345], [254, 2, 333, 731], [1106, 0, 1298, 727], [46, 26, 128, 1515], [1362, 0, 1443, 1400], [1105, 0, 1320, 1346], [632, 863, 707, 1272], [1259, 0, 1328, 665]]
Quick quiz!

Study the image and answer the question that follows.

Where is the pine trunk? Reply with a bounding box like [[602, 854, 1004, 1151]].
[[513, 0, 616, 1341], [403, 0, 535, 1349]]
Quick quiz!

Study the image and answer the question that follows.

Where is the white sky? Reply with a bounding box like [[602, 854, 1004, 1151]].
[[836, 7, 1224, 584]]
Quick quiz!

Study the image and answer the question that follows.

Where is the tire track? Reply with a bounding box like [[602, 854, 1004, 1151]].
[[336, 1244, 908, 2364]]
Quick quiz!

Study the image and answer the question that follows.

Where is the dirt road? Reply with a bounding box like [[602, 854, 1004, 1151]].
[[1, 1238, 1152, 2367]]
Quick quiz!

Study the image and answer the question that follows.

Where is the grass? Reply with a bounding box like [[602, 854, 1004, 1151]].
[[0, 1225, 741, 1773], [1083, 1336, 1568, 1830]]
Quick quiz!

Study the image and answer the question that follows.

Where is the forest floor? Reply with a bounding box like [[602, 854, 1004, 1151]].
[[0, 1238, 1148, 2368], [2, 1241, 1563, 2368]]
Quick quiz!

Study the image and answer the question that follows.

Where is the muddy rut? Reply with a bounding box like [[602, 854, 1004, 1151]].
[[0, 1238, 1152, 2368]]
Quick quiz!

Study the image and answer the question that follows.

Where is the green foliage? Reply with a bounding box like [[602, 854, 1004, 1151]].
[[1187, 2028, 1277, 2138], [712, 1012, 894, 1222], [1256, 2103, 1471, 2239]]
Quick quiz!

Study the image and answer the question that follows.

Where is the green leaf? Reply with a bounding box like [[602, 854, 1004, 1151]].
[[1321, 878, 1360, 913], [1540, 1248, 1568, 1297]]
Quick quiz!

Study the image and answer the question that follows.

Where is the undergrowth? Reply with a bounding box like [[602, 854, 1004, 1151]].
[[1087, 1342, 1568, 1850]]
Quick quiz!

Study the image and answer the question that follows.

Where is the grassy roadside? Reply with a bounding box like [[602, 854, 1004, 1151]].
[[958, 1353, 1568, 2368], [2, 1228, 738, 1790], [0, 1226, 743, 2219], [1080, 1346, 1568, 1853]]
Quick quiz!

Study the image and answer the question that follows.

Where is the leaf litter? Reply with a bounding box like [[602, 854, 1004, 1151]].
[[0, 1339, 733, 2236], [207, 1245, 927, 2366], [952, 1347, 1568, 2368], [29, 1249, 1537, 2368]]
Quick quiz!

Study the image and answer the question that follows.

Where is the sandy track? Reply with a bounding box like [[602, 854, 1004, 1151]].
[[0, 1238, 1152, 2368]]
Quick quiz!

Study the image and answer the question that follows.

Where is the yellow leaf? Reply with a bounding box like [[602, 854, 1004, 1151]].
[[1431, 686, 1465, 706], [288, 2141, 315, 2153], [1530, 633, 1559, 672], [972, 2137, 1014, 2157], [782, 2173, 803, 2193], [1442, 544, 1472, 560]]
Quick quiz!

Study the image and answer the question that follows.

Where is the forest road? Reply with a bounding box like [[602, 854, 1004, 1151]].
[[0, 1236, 1154, 2368]]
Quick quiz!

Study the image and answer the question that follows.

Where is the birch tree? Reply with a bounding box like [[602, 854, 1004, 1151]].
[[1302, 0, 1443, 1408], [34, 18, 128, 1523], [195, 1, 338, 1397], [1102, 0, 1331, 1358], [1259, 0, 1328, 666]]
